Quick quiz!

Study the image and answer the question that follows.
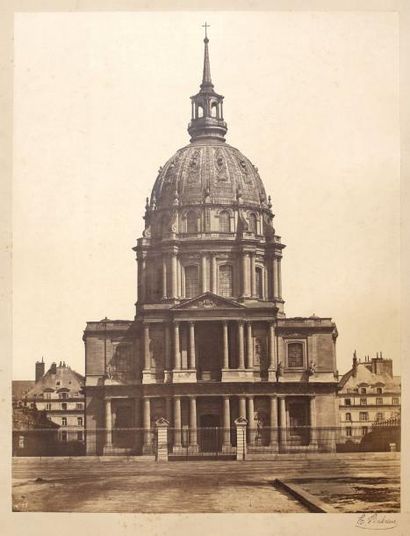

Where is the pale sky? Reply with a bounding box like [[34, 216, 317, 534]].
[[13, 11, 399, 380]]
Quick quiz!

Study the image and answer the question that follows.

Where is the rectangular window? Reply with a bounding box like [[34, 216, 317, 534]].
[[376, 387, 383, 394], [359, 412, 369, 421], [392, 398, 399, 405], [345, 413, 352, 421], [62, 402, 67, 410], [62, 417, 67, 426], [346, 427, 352, 437], [219, 265, 233, 297], [376, 412, 384, 421], [77, 417, 83, 426], [45, 392, 51, 399], [287, 342, 304, 368], [77, 431, 83, 441], [61, 431, 67, 442], [360, 398, 367, 405], [344, 399, 351, 406], [362, 427, 368, 436], [59, 392, 68, 399], [376, 397, 383, 405], [360, 388, 367, 394], [45, 403, 51, 410], [76, 403, 83, 409]]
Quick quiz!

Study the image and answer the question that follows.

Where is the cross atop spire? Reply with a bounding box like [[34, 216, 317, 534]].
[[202, 21, 210, 40]]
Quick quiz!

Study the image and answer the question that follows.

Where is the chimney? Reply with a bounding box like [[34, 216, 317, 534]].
[[35, 358, 45, 382], [352, 350, 358, 377], [371, 355, 393, 377], [50, 362, 57, 374]]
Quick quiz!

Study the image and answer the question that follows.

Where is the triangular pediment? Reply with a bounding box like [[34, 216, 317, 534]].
[[172, 292, 245, 310]]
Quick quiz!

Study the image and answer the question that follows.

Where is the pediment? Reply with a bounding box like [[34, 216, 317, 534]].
[[172, 292, 245, 311]]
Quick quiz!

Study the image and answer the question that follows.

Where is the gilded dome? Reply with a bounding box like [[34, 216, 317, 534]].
[[151, 143, 267, 209]]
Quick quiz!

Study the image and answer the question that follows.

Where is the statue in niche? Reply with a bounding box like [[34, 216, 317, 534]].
[[308, 361, 317, 376], [215, 149, 228, 181], [276, 361, 283, 381]]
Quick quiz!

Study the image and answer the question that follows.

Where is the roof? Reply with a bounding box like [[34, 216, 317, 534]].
[[13, 406, 60, 430], [12, 380, 35, 401], [25, 365, 84, 398], [339, 362, 400, 392]]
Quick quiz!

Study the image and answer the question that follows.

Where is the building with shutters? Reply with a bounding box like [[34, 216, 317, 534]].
[[83, 31, 339, 456]]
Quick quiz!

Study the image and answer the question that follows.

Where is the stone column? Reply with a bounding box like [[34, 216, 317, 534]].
[[104, 398, 112, 448], [270, 395, 279, 450], [222, 396, 231, 450], [250, 254, 256, 297], [188, 321, 196, 370], [277, 258, 282, 300], [143, 324, 150, 370], [173, 396, 182, 449], [211, 255, 217, 293], [272, 257, 278, 299], [201, 255, 207, 293], [238, 321, 245, 369], [177, 258, 182, 298], [173, 322, 181, 370], [181, 264, 186, 298], [239, 396, 247, 419], [134, 397, 142, 451], [165, 397, 173, 423], [162, 256, 167, 299], [189, 397, 198, 450], [247, 396, 256, 445], [279, 396, 287, 450], [246, 322, 253, 369], [139, 256, 146, 303], [268, 322, 276, 370], [164, 324, 171, 371], [310, 396, 318, 449], [222, 321, 229, 369], [242, 253, 250, 297], [171, 252, 178, 299], [143, 398, 151, 452]]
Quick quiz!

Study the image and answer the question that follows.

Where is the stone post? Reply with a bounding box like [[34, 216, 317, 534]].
[[222, 396, 231, 452], [235, 417, 248, 461], [104, 398, 112, 449], [238, 321, 245, 369], [155, 418, 169, 462]]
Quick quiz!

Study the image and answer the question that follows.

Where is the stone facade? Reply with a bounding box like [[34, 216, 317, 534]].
[[84, 33, 339, 456], [338, 353, 401, 444]]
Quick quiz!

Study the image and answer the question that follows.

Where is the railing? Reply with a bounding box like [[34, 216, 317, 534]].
[[12, 424, 401, 457]]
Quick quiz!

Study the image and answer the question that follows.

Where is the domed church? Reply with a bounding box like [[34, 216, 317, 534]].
[[84, 31, 339, 456]]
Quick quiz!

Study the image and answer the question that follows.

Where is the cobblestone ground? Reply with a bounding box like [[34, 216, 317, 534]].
[[12, 453, 400, 513]]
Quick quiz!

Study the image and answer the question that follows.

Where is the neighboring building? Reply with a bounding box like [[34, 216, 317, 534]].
[[12, 401, 59, 456], [84, 32, 339, 457], [338, 352, 401, 446], [18, 361, 85, 444]]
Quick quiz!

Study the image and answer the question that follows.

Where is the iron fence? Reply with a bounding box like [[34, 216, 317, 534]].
[[12, 423, 400, 457]]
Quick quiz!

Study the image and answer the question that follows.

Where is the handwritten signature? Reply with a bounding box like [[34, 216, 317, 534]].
[[356, 513, 398, 530]]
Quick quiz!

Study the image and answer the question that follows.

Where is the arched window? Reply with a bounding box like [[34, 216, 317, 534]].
[[287, 342, 304, 368], [219, 265, 233, 297], [255, 267, 263, 298], [346, 413, 352, 422], [185, 265, 199, 298], [211, 103, 218, 118], [248, 213, 257, 234], [219, 211, 230, 232], [186, 211, 198, 233], [197, 105, 204, 118]]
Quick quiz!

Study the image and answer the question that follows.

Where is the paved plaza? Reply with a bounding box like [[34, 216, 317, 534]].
[[12, 453, 400, 513]]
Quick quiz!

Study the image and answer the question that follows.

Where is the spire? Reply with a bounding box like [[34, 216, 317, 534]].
[[188, 24, 228, 143], [201, 22, 213, 90]]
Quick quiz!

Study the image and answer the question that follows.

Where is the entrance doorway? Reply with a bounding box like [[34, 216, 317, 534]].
[[199, 414, 222, 452], [288, 401, 310, 446]]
